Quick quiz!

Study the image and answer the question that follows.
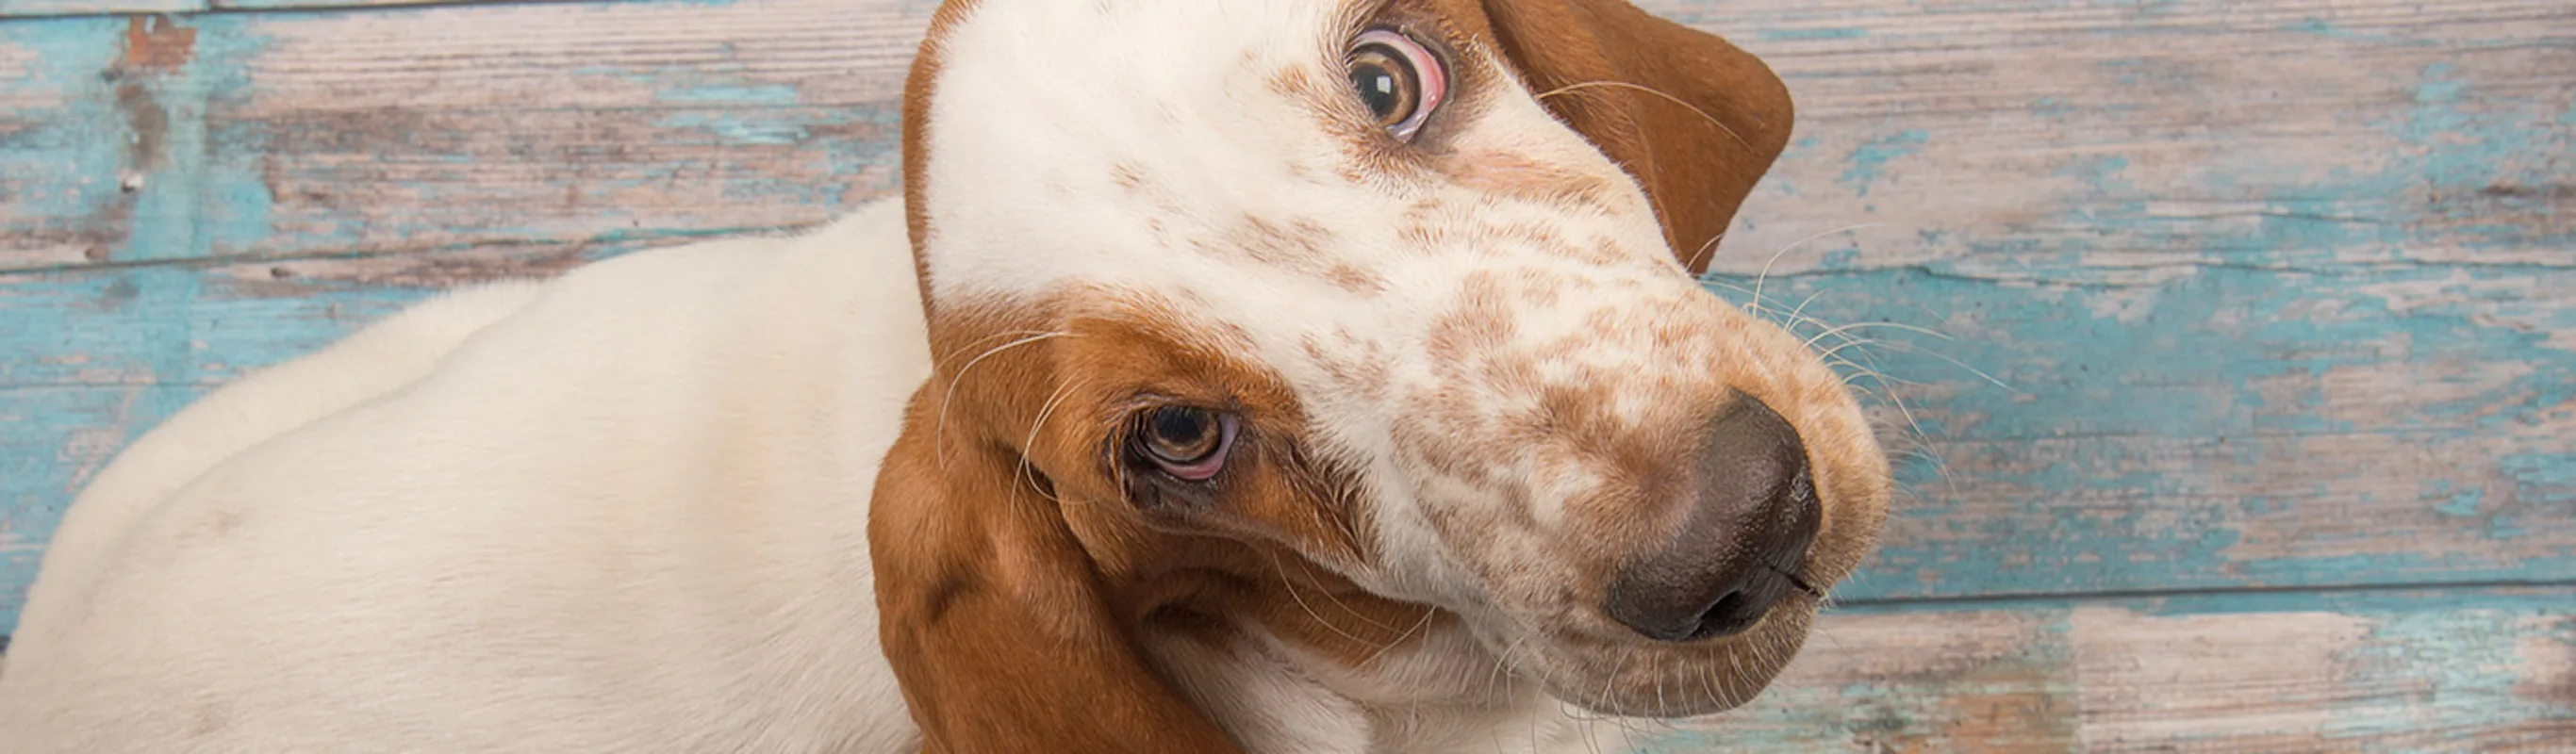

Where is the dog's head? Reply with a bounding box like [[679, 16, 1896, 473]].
[[870, 0, 1891, 744]]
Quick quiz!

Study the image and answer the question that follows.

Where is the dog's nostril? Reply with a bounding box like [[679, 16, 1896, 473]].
[[1694, 591, 1754, 635], [1602, 393, 1824, 643]]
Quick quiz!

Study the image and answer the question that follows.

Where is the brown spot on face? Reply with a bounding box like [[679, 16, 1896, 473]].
[[1322, 263, 1384, 294], [1439, 150, 1619, 212], [1198, 215, 1386, 294], [1422, 272, 1518, 366], [1298, 327, 1393, 402], [1267, 65, 1325, 103]]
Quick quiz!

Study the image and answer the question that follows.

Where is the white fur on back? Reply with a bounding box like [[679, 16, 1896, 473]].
[[0, 202, 929, 753]]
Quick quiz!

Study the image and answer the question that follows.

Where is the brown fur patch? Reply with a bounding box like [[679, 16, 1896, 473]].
[[1197, 215, 1388, 295], [1474, 0, 1794, 273], [1437, 150, 1620, 211]]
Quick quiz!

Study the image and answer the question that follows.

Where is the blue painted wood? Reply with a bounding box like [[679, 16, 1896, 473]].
[[0, 0, 2571, 744], [0, 0, 203, 18], [1683, 585, 2576, 751], [0, 3, 926, 270]]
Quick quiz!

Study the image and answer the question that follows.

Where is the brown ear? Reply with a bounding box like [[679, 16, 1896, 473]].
[[869, 390, 1244, 753], [1480, 0, 1794, 273]]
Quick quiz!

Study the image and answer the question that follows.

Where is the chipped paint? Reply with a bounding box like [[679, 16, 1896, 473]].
[[1838, 128, 1925, 198], [0, 1, 2570, 746]]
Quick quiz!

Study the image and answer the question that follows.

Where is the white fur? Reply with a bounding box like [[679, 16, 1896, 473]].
[[0, 205, 928, 752], [0, 199, 1631, 752]]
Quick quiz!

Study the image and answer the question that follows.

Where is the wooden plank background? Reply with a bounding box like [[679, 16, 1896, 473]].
[[1, 0, 2569, 748]]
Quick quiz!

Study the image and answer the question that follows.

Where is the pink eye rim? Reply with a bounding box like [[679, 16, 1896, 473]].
[[1133, 406, 1240, 483], [1347, 28, 1447, 141]]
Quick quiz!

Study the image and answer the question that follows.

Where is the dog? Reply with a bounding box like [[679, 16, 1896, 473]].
[[0, 0, 1891, 751]]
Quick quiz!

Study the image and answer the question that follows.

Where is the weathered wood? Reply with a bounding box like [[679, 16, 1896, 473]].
[[0, 0, 201, 18], [0, 243, 620, 387], [1697, 0, 2576, 276], [208, 0, 445, 9], [0, 0, 933, 270], [0, 17, 146, 266], [4, 0, 2565, 270], [1, 0, 2571, 743], [1672, 587, 2576, 752], [1711, 262, 2576, 600]]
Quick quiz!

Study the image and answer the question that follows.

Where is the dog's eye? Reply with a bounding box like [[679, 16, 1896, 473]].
[[1134, 406, 1237, 482], [1346, 29, 1445, 141]]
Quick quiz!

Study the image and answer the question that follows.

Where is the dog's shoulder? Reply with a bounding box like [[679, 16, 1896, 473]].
[[0, 199, 925, 753]]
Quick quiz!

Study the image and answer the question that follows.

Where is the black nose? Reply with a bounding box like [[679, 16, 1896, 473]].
[[1603, 394, 1823, 643]]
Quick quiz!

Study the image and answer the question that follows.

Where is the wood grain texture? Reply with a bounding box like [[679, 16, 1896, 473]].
[[0, 0, 202, 18], [0, 0, 930, 270], [1671, 587, 2576, 753], [0, 0, 2570, 744]]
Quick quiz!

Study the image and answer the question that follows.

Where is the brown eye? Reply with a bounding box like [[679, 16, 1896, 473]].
[[1346, 29, 1446, 140], [1133, 406, 1237, 482]]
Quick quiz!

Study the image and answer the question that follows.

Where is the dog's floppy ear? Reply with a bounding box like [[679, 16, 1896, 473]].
[[1481, 0, 1794, 273], [869, 393, 1244, 753]]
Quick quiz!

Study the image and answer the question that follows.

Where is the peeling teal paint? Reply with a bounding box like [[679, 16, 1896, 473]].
[[2328, 611, 2576, 749], [0, 19, 129, 257], [654, 83, 801, 106], [1, 8, 2569, 730], [2434, 484, 2484, 517], [656, 111, 812, 146], [1838, 128, 1925, 198]]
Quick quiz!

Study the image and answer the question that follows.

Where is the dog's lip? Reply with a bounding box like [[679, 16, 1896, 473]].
[[1765, 563, 1825, 599]]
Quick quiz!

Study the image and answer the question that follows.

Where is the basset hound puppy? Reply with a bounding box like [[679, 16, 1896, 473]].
[[0, 0, 1891, 751]]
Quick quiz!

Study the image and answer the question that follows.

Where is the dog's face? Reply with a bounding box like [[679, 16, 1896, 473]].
[[894, 0, 1889, 718]]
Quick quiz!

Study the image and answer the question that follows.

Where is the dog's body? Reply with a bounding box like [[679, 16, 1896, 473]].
[[0, 202, 1627, 752], [0, 206, 925, 752], [0, 1, 1891, 751]]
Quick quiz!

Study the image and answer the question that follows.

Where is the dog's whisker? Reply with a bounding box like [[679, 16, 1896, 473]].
[[1263, 550, 1391, 656], [1744, 223, 1879, 314], [1286, 556, 1407, 634], [933, 331, 1075, 468], [1682, 228, 1728, 274], [1802, 320, 1958, 352], [1358, 604, 1441, 669], [1016, 378, 1086, 502], [1859, 336, 2026, 396], [1784, 287, 1836, 331], [1535, 80, 1755, 152]]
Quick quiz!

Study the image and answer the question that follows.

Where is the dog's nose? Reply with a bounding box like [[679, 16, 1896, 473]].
[[1603, 393, 1823, 643]]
